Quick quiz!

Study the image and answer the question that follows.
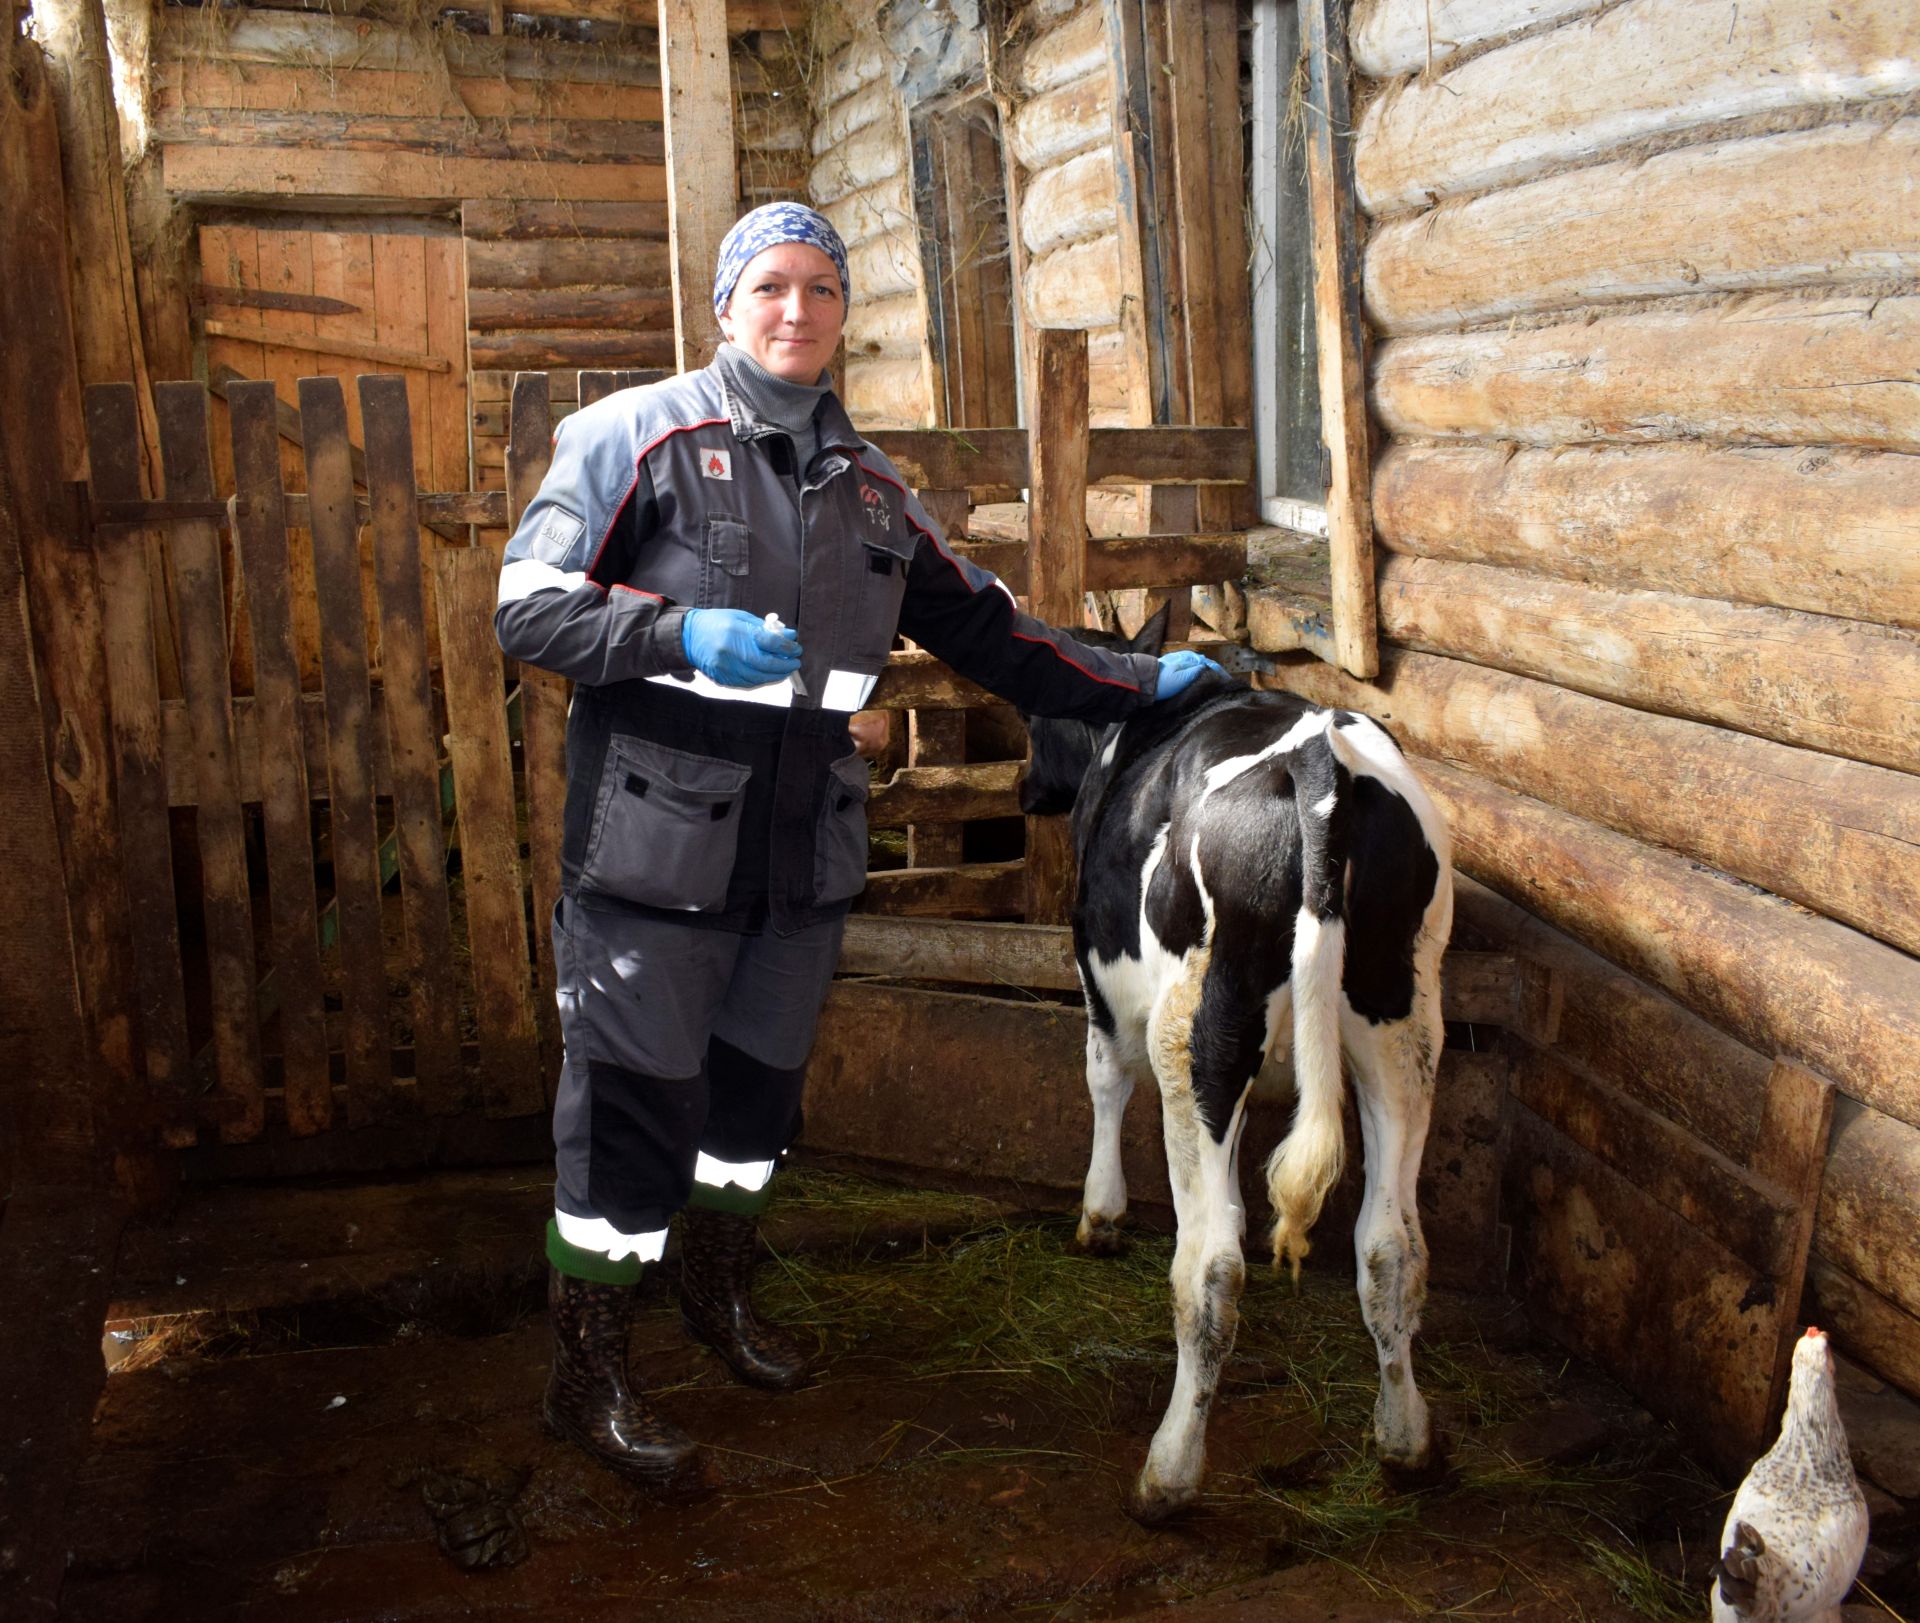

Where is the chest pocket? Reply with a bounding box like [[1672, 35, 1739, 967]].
[[701, 515, 752, 609], [843, 538, 912, 670]]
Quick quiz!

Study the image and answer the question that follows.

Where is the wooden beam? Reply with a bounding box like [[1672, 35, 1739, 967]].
[[1301, 0, 1377, 678], [1024, 328, 1091, 925], [858, 861, 1025, 918], [868, 760, 1022, 829], [659, 0, 736, 373], [163, 145, 665, 205], [862, 425, 1253, 488], [1753, 1060, 1838, 1423], [202, 318, 451, 374]]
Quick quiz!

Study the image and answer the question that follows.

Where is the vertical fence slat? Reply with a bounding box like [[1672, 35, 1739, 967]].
[[359, 374, 463, 1114], [908, 486, 970, 870], [577, 369, 617, 408], [226, 381, 332, 1136], [434, 548, 543, 1117], [1024, 330, 1091, 926], [507, 371, 566, 1089], [84, 384, 194, 1146], [300, 375, 392, 1127], [154, 383, 263, 1143]]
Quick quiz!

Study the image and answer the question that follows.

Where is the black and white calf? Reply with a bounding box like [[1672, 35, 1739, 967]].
[[1020, 612, 1453, 1521]]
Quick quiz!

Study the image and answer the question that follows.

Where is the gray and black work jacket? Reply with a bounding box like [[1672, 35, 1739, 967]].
[[494, 354, 1161, 935]]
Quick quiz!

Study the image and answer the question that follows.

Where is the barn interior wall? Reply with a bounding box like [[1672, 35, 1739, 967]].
[[1260, 0, 1920, 1410]]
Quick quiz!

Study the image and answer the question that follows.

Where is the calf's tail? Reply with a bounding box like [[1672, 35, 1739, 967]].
[[1266, 719, 1350, 1284]]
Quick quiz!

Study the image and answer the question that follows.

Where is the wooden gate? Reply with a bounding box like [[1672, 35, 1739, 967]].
[[79, 330, 1257, 1159]]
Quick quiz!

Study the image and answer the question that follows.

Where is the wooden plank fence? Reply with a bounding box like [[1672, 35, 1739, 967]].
[[77, 368, 1255, 1155]]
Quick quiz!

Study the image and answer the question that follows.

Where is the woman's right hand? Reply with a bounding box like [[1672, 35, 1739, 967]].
[[682, 608, 804, 687]]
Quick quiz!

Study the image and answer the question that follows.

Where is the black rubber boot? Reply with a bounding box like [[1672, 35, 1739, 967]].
[[679, 1207, 810, 1392], [542, 1268, 699, 1485]]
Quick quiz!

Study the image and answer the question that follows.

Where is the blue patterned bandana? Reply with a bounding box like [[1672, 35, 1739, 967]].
[[711, 203, 851, 316]]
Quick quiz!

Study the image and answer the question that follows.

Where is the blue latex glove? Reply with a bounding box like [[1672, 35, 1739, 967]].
[[1153, 650, 1228, 701], [682, 608, 803, 687]]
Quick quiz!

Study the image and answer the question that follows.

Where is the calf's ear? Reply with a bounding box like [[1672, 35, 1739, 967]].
[[1130, 601, 1172, 657]]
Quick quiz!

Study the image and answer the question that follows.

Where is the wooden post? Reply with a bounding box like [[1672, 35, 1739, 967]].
[[507, 373, 567, 1086], [1024, 329, 1091, 925], [1753, 1061, 1838, 1431], [908, 488, 970, 869], [1301, 0, 1379, 678], [659, 0, 737, 374]]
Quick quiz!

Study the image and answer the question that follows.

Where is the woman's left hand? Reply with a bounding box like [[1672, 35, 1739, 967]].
[[1153, 650, 1228, 701]]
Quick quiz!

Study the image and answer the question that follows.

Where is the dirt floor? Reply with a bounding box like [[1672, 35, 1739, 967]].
[[54, 1167, 1901, 1621]]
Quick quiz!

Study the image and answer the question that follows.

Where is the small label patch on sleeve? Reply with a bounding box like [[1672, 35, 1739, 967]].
[[701, 448, 733, 481], [531, 506, 587, 564]]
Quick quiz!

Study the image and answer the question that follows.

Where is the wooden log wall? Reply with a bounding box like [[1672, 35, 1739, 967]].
[[1256, 0, 1920, 1411]]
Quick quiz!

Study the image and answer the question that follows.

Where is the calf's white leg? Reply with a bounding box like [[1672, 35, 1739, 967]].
[[1343, 1009, 1436, 1471], [1076, 1024, 1140, 1255]]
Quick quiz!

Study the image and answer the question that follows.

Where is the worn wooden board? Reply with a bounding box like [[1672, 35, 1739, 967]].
[[869, 760, 1023, 829], [155, 385, 263, 1144], [857, 860, 1025, 919], [464, 236, 671, 291], [358, 377, 462, 1114], [1373, 441, 1920, 631], [660, 0, 736, 373], [1377, 290, 1920, 451], [506, 375, 567, 1079], [1024, 330, 1090, 925], [226, 383, 331, 1138], [1367, 118, 1920, 335], [154, 106, 664, 164], [165, 145, 665, 205], [83, 387, 193, 1146], [1355, 0, 1920, 215], [154, 60, 664, 124], [904, 493, 968, 868], [1422, 758, 1920, 1133], [469, 328, 676, 372], [1374, 554, 1920, 775], [299, 377, 392, 1128], [433, 550, 544, 1118], [1350, 0, 1605, 78], [867, 650, 1001, 711], [1278, 648, 1920, 955]]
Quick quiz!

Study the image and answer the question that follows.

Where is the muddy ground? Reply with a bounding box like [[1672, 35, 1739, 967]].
[[56, 1168, 1872, 1621]]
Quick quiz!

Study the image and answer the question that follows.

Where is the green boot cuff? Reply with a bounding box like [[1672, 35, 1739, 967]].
[[546, 1218, 645, 1285], [685, 1177, 775, 1217]]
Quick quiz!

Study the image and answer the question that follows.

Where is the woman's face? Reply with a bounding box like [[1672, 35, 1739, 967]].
[[718, 242, 846, 383]]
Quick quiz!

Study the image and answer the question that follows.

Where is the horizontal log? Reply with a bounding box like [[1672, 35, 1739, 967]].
[[153, 9, 664, 87], [165, 144, 664, 204], [819, 171, 914, 248], [867, 650, 1002, 711], [818, 36, 887, 106], [1278, 648, 1920, 955], [845, 355, 932, 429], [842, 290, 924, 357], [152, 106, 665, 163], [460, 200, 668, 241], [856, 860, 1024, 918], [1808, 1261, 1920, 1401], [1510, 1046, 1796, 1276], [808, 119, 904, 205], [1372, 293, 1920, 452], [839, 916, 1077, 988], [1243, 588, 1338, 665], [466, 287, 674, 332], [1018, 3, 1106, 94], [734, 92, 809, 154], [155, 60, 664, 123], [1422, 757, 1920, 1130], [1366, 119, 1920, 335], [868, 760, 1022, 826], [464, 236, 671, 289], [811, 76, 892, 157], [1373, 442, 1920, 630], [1450, 875, 1770, 1162], [471, 369, 582, 402], [1355, 0, 1920, 215], [467, 329, 676, 370], [1350, 0, 1606, 78], [1819, 1100, 1920, 1326], [860, 426, 1254, 488], [1008, 71, 1110, 171], [1375, 554, 1920, 774], [1026, 233, 1122, 329], [844, 228, 920, 302], [1020, 148, 1117, 256]]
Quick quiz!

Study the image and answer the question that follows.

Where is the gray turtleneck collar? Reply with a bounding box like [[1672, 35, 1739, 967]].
[[717, 342, 833, 471]]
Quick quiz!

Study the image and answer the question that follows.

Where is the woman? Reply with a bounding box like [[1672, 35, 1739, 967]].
[[495, 202, 1222, 1486]]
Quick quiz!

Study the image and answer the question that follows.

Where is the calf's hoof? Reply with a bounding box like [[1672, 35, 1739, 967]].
[[1126, 1470, 1199, 1527], [1075, 1212, 1128, 1257], [1377, 1441, 1448, 1493]]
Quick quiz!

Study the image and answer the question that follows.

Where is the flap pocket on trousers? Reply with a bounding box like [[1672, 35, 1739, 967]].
[[580, 736, 752, 912], [813, 750, 872, 908]]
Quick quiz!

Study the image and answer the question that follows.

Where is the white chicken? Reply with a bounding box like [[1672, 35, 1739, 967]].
[[1711, 1327, 1870, 1623]]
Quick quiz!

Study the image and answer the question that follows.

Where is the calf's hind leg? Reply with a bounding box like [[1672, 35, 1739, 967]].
[[1345, 1011, 1437, 1472], [1076, 1023, 1143, 1255]]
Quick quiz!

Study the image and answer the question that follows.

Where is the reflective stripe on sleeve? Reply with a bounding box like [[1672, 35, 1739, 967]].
[[499, 556, 588, 605]]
